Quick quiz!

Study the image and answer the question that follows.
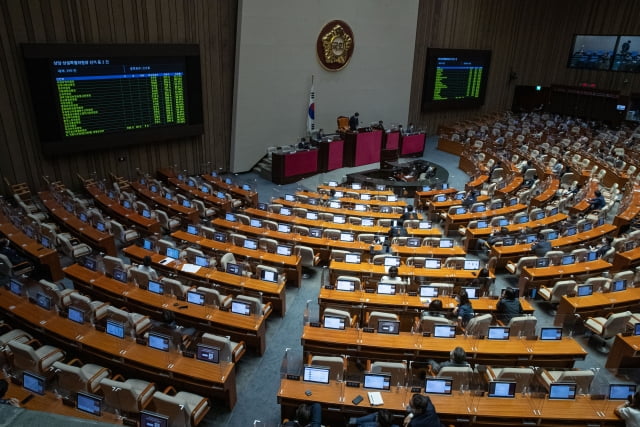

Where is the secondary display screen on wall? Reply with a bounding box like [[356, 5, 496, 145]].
[[421, 48, 491, 112], [567, 35, 618, 71], [22, 44, 204, 155]]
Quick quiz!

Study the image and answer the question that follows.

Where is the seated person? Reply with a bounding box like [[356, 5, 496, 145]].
[[531, 234, 552, 257], [404, 394, 442, 427], [496, 288, 523, 324], [427, 346, 469, 375], [381, 266, 404, 284], [586, 190, 606, 212], [399, 206, 418, 225], [283, 402, 322, 427], [461, 190, 477, 209], [150, 310, 197, 351], [453, 291, 474, 327], [425, 299, 447, 318], [592, 237, 613, 258], [139, 255, 159, 280], [475, 227, 509, 252], [0, 379, 19, 407], [615, 390, 640, 427], [350, 409, 397, 427]]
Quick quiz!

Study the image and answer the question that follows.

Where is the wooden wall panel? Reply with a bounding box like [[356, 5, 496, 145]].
[[409, 0, 640, 134], [0, 0, 237, 194]]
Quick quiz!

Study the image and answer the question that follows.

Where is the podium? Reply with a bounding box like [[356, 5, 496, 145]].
[[340, 129, 383, 167], [271, 149, 319, 184], [400, 133, 426, 157], [317, 139, 344, 172]]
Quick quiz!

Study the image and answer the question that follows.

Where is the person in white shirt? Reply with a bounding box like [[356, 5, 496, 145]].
[[140, 255, 159, 280], [616, 391, 640, 427]]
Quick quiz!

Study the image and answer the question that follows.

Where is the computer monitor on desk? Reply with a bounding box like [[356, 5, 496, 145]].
[[461, 287, 479, 299], [488, 381, 517, 398], [303, 366, 330, 384], [549, 382, 577, 400], [363, 373, 391, 390], [76, 392, 103, 416], [148, 280, 164, 295], [384, 257, 400, 267], [140, 411, 169, 427], [35, 292, 51, 311], [377, 320, 400, 335], [106, 320, 125, 339], [231, 300, 252, 316], [336, 279, 356, 292], [377, 283, 396, 295], [323, 315, 346, 330], [345, 253, 361, 264], [187, 290, 205, 306], [425, 377, 453, 395], [419, 285, 439, 298], [433, 325, 456, 338], [487, 326, 510, 340], [609, 384, 637, 400], [424, 258, 441, 269], [540, 327, 562, 340], [23, 371, 46, 395], [196, 344, 220, 364], [577, 284, 593, 297], [611, 280, 627, 292]]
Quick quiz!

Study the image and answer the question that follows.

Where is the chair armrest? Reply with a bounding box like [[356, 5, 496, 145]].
[[138, 382, 156, 408], [88, 367, 111, 387], [162, 385, 178, 395], [495, 318, 505, 326], [261, 302, 273, 319], [39, 348, 65, 372], [190, 398, 211, 426], [588, 317, 606, 327], [232, 341, 246, 364], [485, 366, 496, 382], [67, 358, 82, 367], [220, 295, 232, 308]]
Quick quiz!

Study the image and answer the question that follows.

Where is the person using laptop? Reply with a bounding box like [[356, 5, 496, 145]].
[[0, 379, 19, 407], [403, 393, 442, 427], [140, 255, 159, 280], [453, 290, 474, 327], [283, 402, 322, 427], [615, 390, 640, 427], [496, 288, 523, 324]]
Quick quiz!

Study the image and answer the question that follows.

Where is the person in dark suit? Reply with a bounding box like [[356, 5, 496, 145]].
[[349, 112, 359, 131], [403, 393, 442, 427]]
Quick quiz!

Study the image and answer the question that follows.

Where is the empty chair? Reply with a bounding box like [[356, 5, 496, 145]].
[[267, 203, 282, 213], [154, 210, 181, 232], [109, 220, 139, 245], [464, 313, 493, 337], [258, 237, 278, 253], [545, 250, 564, 265], [539, 369, 595, 394], [200, 332, 246, 364], [192, 199, 216, 218], [185, 247, 206, 263], [538, 280, 577, 304], [367, 311, 400, 330], [505, 256, 537, 275], [437, 366, 473, 390], [0, 327, 32, 349], [57, 232, 92, 260], [235, 294, 271, 318], [235, 213, 250, 225], [292, 208, 308, 218], [584, 311, 632, 352], [370, 361, 407, 387], [195, 286, 232, 308], [295, 245, 320, 279], [105, 306, 151, 338], [103, 255, 130, 278], [322, 229, 340, 241], [506, 315, 537, 337], [256, 265, 280, 283], [407, 257, 426, 268], [99, 375, 155, 417], [152, 386, 210, 427], [422, 237, 440, 247], [329, 249, 350, 262], [348, 216, 362, 225], [485, 366, 535, 393], [229, 232, 247, 246], [7, 340, 65, 378], [69, 293, 110, 325], [161, 277, 191, 299], [357, 233, 375, 244], [292, 225, 309, 236], [443, 257, 465, 270], [38, 279, 76, 311], [129, 267, 154, 288], [53, 360, 110, 397], [309, 355, 346, 381], [420, 313, 455, 333]]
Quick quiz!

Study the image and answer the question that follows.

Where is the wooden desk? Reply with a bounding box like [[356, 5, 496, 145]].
[[64, 263, 268, 355], [465, 174, 489, 191], [424, 195, 490, 221], [123, 245, 286, 316], [491, 224, 617, 269], [278, 379, 622, 427], [555, 287, 640, 327], [317, 185, 394, 197], [495, 176, 524, 197], [612, 246, 640, 271], [518, 259, 612, 296], [167, 177, 232, 213], [301, 326, 587, 368], [613, 184, 640, 230], [38, 191, 117, 256], [201, 173, 258, 207], [531, 178, 560, 207], [85, 183, 161, 234], [273, 198, 401, 219], [414, 187, 458, 209], [606, 334, 640, 373], [0, 288, 238, 408], [0, 211, 63, 281], [444, 204, 528, 235], [390, 244, 466, 259], [172, 229, 303, 288], [129, 182, 200, 224], [569, 180, 600, 216], [329, 261, 490, 285]]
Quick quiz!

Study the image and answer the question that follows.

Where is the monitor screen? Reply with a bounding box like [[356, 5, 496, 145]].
[[376, 184, 386, 191], [166, 247, 180, 259], [329, 201, 341, 209], [327, 181, 338, 187], [334, 215, 346, 224], [561, 255, 575, 265], [257, 202, 268, 211], [488, 381, 517, 398], [476, 220, 488, 229], [280, 207, 292, 216], [345, 253, 361, 264], [113, 268, 128, 283], [339, 232, 354, 242], [387, 195, 397, 202], [492, 201, 504, 209], [435, 195, 446, 202], [536, 257, 550, 268], [142, 209, 151, 219], [81, 255, 97, 271], [231, 300, 252, 316], [260, 269, 278, 283], [540, 327, 562, 340], [35, 292, 51, 311], [407, 238, 421, 247], [549, 207, 559, 216], [384, 257, 400, 267], [187, 224, 198, 235], [213, 231, 227, 242], [122, 200, 132, 209], [525, 234, 537, 244], [200, 185, 209, 193], [361, 194, 371, 201], [284, 194, 295, 202], [568, 35, 617, 71], [303, 365, 330, 384], [196, 344, 220, 364], [635, 323, 640, 336], [276, 245, 292, 256], [420, 286, 439, 298], [461, 287, 479, 299], [487, 326, 510, 340], [76, 392, 103, 416], [250, 218, 263, 228], [336, 279, 356, 292], [9, 279, 22, 296], [68, 306, 85, 324], [508, 197, 518, 206], [24, 225, 35, 239], [502, 237, 515, 246], [195, 255, 209, 267], [23, 371, 46, 395], [354, 204, 367, 212], [140, 410, 169, 427], [472, 205, 486, 213], [422, 186, 431, 192], [41, 235, 51, 248], [306, 212, 319, 220], [464, 259, 480, 270], [148, 333, 171, 352], [186, 290, 205, 305], [455, 208, 466, 215], [242, 184, 251, 191], [609, 384, 637, 400], [582, 222, 593, 232], [377, 320, 400, 335], [433, 325, 456, 338], [226, 263, 242, 276], [352, 183, 362, 190], [216, 191, 226, 199], [565, 226, 577, 237], [143, 238, 154, 251], [424, 258, 441, 269], [419, 221, 432, 229], [516, 215, 527, 224], [165, 193, 172, 200], [278, 223, 291, 233], [587, 251, 597, 261], [442, 183, 449, 190], [549, 382, 577, 400], [363, 373, 391, 390], [439, 239, 454, 248], [577, 284, 593, 297], [187, 180, 195, 187], [612, 280, 627, 292], [150, 185, 158, 193], [106, 319, 125, 339], [243, 239, 258, 250], [79, 212, 89, 223], [454, 193, 465, 200], [225, 213, 237, 222], [535, 211, 545, 221], [147, 280, 164, 295], [323, 315, 345, 330], [425, 377, 453, 395], [377, 283, 396, 295]]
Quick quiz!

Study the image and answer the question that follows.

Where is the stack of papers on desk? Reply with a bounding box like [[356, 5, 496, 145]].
[[368, 391, 384, 406]]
